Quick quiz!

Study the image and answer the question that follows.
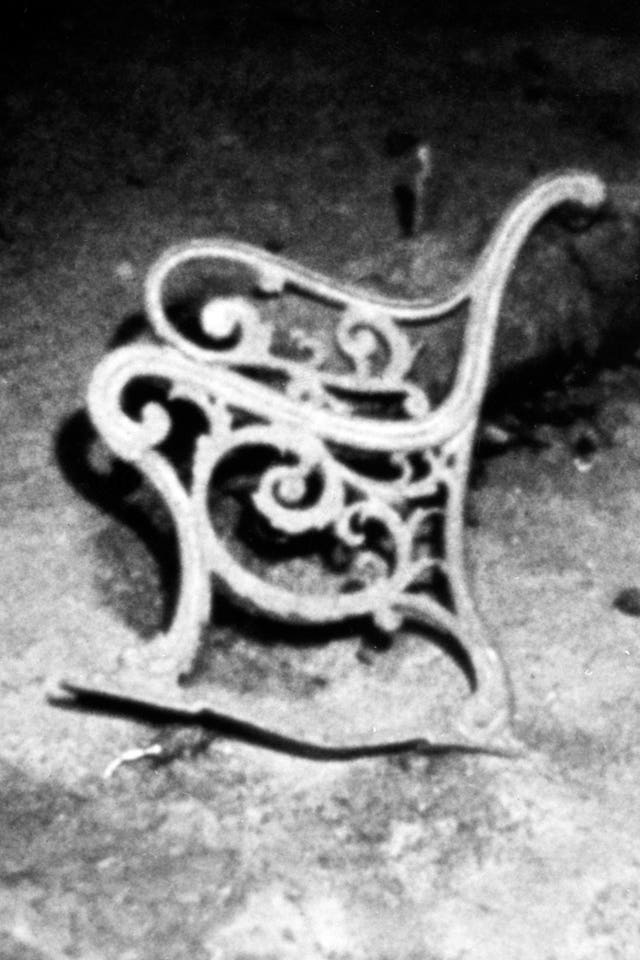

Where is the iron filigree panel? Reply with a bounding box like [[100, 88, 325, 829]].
[[74, 171, 605, 752]]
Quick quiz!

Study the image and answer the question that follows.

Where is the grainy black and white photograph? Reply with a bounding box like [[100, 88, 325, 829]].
[[1, 1, 639, 957]]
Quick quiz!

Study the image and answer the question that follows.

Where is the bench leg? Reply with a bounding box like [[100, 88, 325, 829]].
[[440, 426, 516, 747], [116, 450, 213, 682]]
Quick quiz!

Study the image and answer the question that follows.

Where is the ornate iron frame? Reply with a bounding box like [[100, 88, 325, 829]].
[[80, 171, 605, 751]]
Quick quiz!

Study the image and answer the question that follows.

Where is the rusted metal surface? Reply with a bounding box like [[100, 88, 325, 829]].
[[75, 171, 605, 751]]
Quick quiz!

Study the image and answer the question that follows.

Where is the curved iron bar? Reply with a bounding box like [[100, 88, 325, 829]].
[[82, 170, 605, 751]]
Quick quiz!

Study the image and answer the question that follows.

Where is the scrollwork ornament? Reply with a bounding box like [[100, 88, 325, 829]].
[[199, 296, 273, 359], [250, 431, 346, 537], [81, 171, 607, 749], [129, 401, 173, 455], [286, 328, 329, 369], [336, 305, 416, 382]]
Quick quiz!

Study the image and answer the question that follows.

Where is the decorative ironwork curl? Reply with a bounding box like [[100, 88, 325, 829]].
[[81, 170, 606, 750]]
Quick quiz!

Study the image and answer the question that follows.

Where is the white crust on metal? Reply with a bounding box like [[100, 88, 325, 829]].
[[86, 171, 606, 747]]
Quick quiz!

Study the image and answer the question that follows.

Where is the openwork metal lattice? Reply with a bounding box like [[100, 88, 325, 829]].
[[76, 171, 605, 753]]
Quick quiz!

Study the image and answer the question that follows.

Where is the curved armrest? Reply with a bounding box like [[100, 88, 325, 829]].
[[450, 170, 606, 418]]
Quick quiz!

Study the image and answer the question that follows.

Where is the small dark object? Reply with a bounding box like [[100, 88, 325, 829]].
[[49, 680, 518, 762], [393, 182, 417, 236], [392, 141, 433, 236], [613, 587, 640, 617], [264, 237, 286, 254], [572, 431, 598, 460], [572, 427, 599, 472]]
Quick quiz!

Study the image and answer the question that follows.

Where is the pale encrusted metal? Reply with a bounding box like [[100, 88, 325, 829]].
[[86, 171, 606, 749]]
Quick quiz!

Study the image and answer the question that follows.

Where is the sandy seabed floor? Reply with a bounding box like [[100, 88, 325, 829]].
[[1, 9, 640, 959]]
